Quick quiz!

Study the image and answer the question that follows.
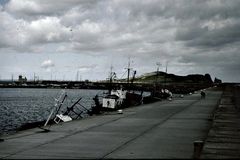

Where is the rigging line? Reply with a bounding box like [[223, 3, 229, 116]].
[[120, 70, 128, 79]]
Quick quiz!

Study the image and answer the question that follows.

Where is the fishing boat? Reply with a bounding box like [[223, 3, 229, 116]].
[[142, 62, 173, 104], [100, 60, 143, 110], [100, 65, 127, 111], [102, 88, 127, 110]]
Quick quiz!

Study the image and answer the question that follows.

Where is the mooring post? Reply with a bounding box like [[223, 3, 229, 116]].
[[193, 140, 204, 159]]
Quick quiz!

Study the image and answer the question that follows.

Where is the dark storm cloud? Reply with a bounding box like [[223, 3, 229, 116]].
[[0, 0, 240, 82], [1, 0, 240, 51], [186, 22, 240, 48], [5, 0, 97, 20], [0, 0, 8, 5], [161, 0, 240, 49]]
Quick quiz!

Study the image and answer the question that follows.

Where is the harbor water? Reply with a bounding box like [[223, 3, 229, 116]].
[[0, 88, 106, 135], [0, 88, 150, 136]]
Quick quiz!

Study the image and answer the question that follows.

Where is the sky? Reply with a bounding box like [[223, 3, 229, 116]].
[[0, 0, 240, 82]]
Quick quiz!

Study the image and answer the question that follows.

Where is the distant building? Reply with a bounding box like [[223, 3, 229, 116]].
[[18, 75, 27, 83]]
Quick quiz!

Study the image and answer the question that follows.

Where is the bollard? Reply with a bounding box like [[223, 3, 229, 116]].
[[193, 140, 204, 159]]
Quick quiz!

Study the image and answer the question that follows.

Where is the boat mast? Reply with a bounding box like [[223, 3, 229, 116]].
[[164, 61, 168, 88], [126, 57, 132, 90], [110, 64, 113, 83], [108, 64, 115, 94], [127, 58, 130, 84], [156, 62, 161, 84]]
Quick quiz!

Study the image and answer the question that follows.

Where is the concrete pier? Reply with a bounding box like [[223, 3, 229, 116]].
[[201, 85, 240, 159], [0, 87, 223, 159]]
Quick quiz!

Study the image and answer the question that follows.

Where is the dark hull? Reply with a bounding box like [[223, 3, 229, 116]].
[[142, 96, 161, 104], [142, 91, 171, 104], [122, 92, 142, 107]]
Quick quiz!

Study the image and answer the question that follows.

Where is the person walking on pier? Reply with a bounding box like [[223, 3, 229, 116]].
[[201, 90, 206, 99]]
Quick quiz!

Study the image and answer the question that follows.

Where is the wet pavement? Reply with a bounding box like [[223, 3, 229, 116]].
[[0, 87, 223, 159]]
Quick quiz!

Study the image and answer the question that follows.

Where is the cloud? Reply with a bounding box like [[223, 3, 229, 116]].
[[77, 64, 97, 72], [41, 59, 55, 72], [1, 0, 240, 82], [5, 0, 95, 19], [2, 0, 240, 53]]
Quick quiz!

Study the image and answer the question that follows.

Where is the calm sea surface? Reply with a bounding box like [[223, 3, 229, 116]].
[[0, 88, 106, 135]]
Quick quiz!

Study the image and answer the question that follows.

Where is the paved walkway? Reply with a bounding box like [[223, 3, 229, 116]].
[[0, 87, 222, 159], [201, 84, 240, 159]]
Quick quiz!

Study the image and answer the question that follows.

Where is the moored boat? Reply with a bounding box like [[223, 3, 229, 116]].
[[102, 88, 127, 110], [97, 60, 143, 111]]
